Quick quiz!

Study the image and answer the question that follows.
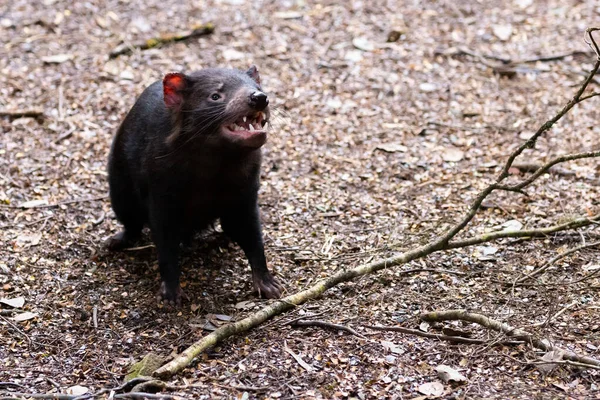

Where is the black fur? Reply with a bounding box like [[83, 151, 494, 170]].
[[107, 67, 282, 306]]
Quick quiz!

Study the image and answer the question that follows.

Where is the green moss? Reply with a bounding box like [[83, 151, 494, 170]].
[[125, 353, 165, 381]]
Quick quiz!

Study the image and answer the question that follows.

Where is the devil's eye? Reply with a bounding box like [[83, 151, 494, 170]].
[[210, 93, 221, 101]]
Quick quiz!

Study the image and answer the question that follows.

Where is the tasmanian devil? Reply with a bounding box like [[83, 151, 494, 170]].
[[106, 66, 283, 306]]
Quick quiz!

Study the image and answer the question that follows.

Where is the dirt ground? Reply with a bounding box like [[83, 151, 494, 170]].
[[2, 0, 600, 399]]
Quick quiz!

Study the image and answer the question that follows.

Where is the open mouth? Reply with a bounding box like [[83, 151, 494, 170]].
[[226, 111, 267, 132], [222, 111, 268, 148]]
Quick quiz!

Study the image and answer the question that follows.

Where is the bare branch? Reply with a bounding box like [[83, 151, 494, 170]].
[[529, 301, 578, 328], [109, 23, 214, 58], [153, 30, 600, 379], [363, 325, 524, 346], [515, 240, 600, 284], [446, 214, 600, 249], [495, 151, 600, 192], [585, 28, 600, 58], [421, 310, 600, 368], [291, 319, 366, 338]]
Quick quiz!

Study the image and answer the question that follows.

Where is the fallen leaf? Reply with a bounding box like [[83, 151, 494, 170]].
[[552, 382, 569, 392], [41, 54, 73, 64], [235, 301, 255, 310], [375, 143, 408, 153], [419, 321, 430, 332], [436, 365, 468, 383], [419, 83, 437, 92], [344, 50, 363, 62], [442, 147, 464, 162], [19, 199, 48, 208], [536, 350, 564, 374], [222, 49, 245, 61], [0, 296, 25, 308], [583, 264, 600, 272], [385, 355, 397, 364], [418, 381, 444, 397], [215, 314, 232, 321], [326, 98, 343, 109], [380, 340, 404, 354], [501, 219, 523, 231], [352, 37, 375, 52], [442, 327, 473, 338], [478, 245, 498, 256], [273, 11, 303, 19], [119, 70, 134, 80], [16, 233, 42, 246], [12, 312, 38, 322], [284, 342, 313, 372], [67, 386, 89, 396], [492, 24, 513, 41], [514, 0, 533, 9]]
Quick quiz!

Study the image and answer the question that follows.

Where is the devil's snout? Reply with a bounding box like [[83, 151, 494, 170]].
[[249, 91, 269, 110]]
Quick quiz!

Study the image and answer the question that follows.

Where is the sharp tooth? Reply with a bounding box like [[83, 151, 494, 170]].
[[249, 124, 254, 131], [243, 116, 247, 122], [235, 124, 241, 131]]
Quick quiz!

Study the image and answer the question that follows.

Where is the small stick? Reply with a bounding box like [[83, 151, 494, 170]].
[[421, 310, 600, 368], [214, 383, 268, 392], [54, 128, 75, 144], [363, 325, 523, 345], [511, 162, 575, 177], [0, 394, 75, 400], [515, 240, 600, 284], [529, 301, 578, 328], [0, 382, 28, 389], [124, 244, 155, 251], [109, 23, 215, 58], [0, 315, 32, 346], [284, 341, 313, 372], [291, 319, 366, 338], [527, 359, 600, 371], [0, 109, 44, 120], [92, 306, 98, 329], [113, 393, 183, 400], [1, 195, 108, 209]]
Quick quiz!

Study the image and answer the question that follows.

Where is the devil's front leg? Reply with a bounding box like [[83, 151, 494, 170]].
[[220, 200, 283, 299]]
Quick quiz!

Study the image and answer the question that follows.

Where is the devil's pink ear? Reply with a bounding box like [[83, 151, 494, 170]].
[[163, 73, 187, 109], [246, 65, 261, 85]]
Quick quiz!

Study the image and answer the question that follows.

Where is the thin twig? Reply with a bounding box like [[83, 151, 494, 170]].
[[364, 325, 524, 345], [0, 315, 32, 346], [0, 109, 44, 120], [495, 151, 600, 192], [529, 301, 578, 328], [109, 23, 214, 58], [1, 195, 108, 209], [92, 306, 98, 329], [511, 162, 575, 177], [124, 244, 155, 251], [284, 341, 313, 372], [421, 310, 600, 368], [527, 359, 600, 371], [291, 319, 366, 338], [113, 394, 182, 400], [444, 214, 600, 249], [515, 240, 600, 284]]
